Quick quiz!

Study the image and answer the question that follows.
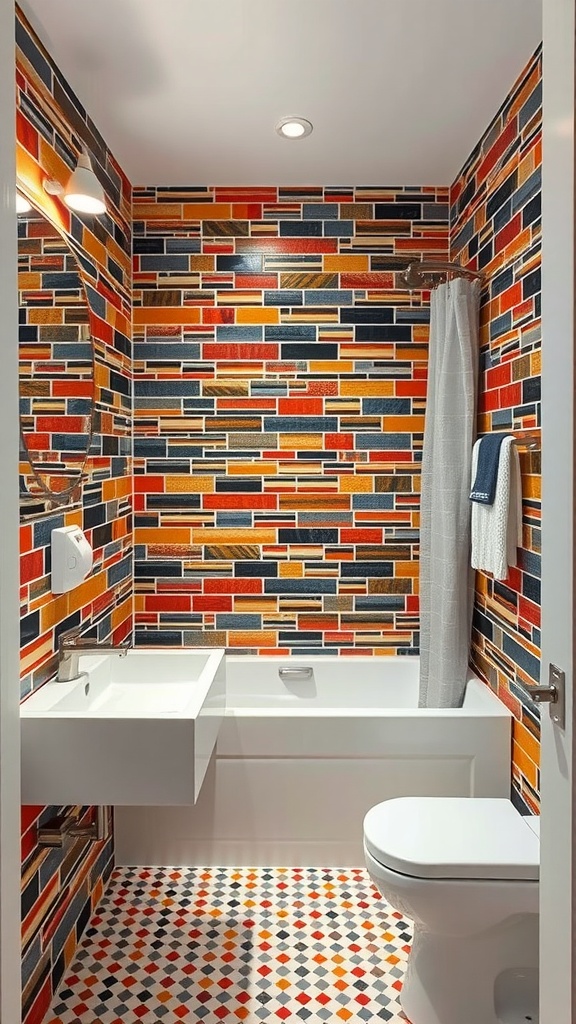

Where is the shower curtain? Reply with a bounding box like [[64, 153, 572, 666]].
[[418, 277, 480, 708]]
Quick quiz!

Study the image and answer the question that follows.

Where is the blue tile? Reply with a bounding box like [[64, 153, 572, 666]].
[[503, 634, 540, 682], [519, 80, 542, 130], [362, 398, 410, 415], [355, 596, 405, 610], [303, 204, 340, 219], [217, 254, 263, 273], [280, 222, 323, 236], [352, 495, 395, 510], [304, 290, 353, 306], [85, 284, 106, 319], [165, 238, 201, 254], [355, 433, 411, 449], [491, 267, 514, 297], [16, 19, 52, 88], [324, 221, 354, 236], [490, 312, 512, 341], [134, 343, 201, 361], [217, 325, 263, 341], [266, 325, 316, 341], [216, 614, 262, 629], [263, 416, 338, 432], [235, 562, 277, 577], [264, 579, 337, 594], [216, 512, 252, 526], [520, 550, 541, 578], [511, 168, 541, 215], [135, 380, 200, 397], [140, 255, 190, 271], [264, 290, 302, 306], [492, 409, 513, 428], [278, 529, 338, 544], [340, 562, 393, 577]]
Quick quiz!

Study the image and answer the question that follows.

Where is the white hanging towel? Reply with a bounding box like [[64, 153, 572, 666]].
[[470, 435, 522, 581]]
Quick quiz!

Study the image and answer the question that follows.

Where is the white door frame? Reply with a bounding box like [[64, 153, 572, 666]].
[[0, 1, 26, 1022], [540, 0, 574, 1020]]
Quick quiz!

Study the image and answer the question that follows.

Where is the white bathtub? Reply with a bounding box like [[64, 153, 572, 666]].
[[115, 656, 512, 867]]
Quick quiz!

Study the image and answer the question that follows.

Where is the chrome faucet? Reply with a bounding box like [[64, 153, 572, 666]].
[[57, 626, 130, 682]]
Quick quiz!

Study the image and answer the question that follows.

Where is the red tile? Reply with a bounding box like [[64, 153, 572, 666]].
[[203, 495, 277, 510], [16, 109, 38, 158], [20, 549, 44, 585], [204, 579, 263, 594], [494, 213, 522, 255], [236, 238, 339, 254], [278, 398, 324, 416], [325, 433, 354, 450], [203, 344, 278, 360], [486, 363, 511, 389], [202, 308, 235, 325], [192, 596, 233, 612]]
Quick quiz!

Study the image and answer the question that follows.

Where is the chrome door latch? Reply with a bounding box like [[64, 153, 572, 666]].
[[519, 664, 566, 730]]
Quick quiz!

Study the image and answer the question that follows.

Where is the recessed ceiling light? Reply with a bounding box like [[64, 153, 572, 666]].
[[275, 117, 313, 140]]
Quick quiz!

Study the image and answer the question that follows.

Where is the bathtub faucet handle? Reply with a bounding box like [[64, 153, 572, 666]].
[[279, 666, 313, 682]]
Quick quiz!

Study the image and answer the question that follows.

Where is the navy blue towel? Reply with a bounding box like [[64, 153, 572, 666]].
[[470, 433, 512, 505]]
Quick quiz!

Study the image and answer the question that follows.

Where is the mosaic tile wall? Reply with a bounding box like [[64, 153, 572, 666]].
[[16, 9, 132, 1023], [451, 47, 542, 811], [18, 208, 93, 494], [132, 186, 449, 654]]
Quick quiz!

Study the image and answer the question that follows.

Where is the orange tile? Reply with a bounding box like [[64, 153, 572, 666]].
[[165, 476, 215, 492], [183, 203, 232, 220], [190, 255, 216, 271], [512, 741, 538, 790], [227, 631, 277, 647], [279, 433, 323, 450], [323, 255, 369, 271], [134, 308, 201, 326], [237, 307, 279, 324], [191, 528, 276, 544], [310, 361, 354, 374], [340, 380, 394, 396], [40, 594, 69, 631], [338, 476, 371, 493], [513, 720, 541, 766], [279, 561, 304, 577], [136, 528, 192, 545], [382, 415, 425, 432], [396, 562, 419, 577]]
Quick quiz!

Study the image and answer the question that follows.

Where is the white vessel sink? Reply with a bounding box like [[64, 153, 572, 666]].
[[21, 649, 225, 806]]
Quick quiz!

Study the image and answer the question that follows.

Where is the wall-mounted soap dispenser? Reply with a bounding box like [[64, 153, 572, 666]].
[[51, 526, 93, 594]]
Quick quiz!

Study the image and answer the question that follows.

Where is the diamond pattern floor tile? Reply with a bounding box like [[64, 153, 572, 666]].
[[46, 867, 413, 1023]]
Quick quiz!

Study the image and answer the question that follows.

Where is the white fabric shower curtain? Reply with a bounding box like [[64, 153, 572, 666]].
[[419, 277, 480, 708]]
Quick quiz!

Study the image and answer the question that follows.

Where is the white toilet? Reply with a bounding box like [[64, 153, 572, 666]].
[[363, 797, 539, 1024]]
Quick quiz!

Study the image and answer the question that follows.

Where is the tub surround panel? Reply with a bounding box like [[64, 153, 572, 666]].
[[115, 657, 510, 867], [133, 185, 449, 655], [450, 47, 542, 811], [16, 9, 132, 1024]]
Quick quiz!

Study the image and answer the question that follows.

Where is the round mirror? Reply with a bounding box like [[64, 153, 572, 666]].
[[18, 193, 95, 511]]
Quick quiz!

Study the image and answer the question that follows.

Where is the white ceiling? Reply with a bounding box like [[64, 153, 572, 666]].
[[21, 0, 542, 186]]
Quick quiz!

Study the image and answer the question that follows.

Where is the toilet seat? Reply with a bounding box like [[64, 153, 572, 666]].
[[363, 797, 539, 881]]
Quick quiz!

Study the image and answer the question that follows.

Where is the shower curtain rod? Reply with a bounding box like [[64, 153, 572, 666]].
[[401, 260, 484, 288]]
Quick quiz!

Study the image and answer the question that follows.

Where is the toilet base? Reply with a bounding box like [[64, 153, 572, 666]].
[[400, 914, 539, 1024]]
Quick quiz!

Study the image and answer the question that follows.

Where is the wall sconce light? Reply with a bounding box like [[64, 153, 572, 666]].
[[16, 194, 32, 214], [44, 147, 106, 215]]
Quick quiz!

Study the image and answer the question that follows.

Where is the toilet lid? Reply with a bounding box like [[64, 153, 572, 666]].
[[364, 798, 539, 880]]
